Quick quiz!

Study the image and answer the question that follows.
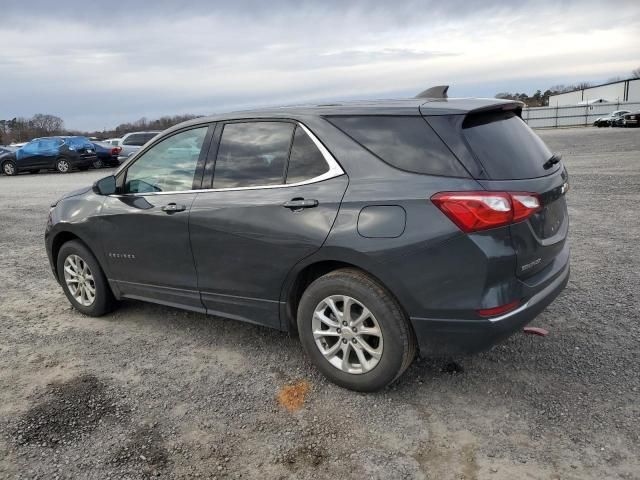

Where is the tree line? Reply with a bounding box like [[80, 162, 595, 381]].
[[0, 114, 65, 144], [3, 68, 639, 144], [0, 114, 200, 145]]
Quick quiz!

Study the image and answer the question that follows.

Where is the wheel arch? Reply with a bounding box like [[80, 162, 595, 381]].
[[280, 253, 407, 334], [50, 230, 98, 281]]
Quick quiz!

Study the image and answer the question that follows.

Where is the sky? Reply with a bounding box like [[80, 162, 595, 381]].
[[1, 0, 639, 131]]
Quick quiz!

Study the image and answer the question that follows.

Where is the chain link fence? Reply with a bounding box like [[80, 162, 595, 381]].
[[522, 101, 640, 128]]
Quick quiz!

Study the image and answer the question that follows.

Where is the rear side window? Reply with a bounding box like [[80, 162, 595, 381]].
[[213, 122, 294, 189], [462, 111, 555, 180], [328, 116, 468, 177], [286, 127, 329, 184]]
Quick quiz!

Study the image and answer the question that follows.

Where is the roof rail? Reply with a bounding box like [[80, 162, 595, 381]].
[[415, 85, 449, 99]]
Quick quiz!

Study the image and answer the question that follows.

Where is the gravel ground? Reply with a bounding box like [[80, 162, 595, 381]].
[[0, 127, 639, 479]]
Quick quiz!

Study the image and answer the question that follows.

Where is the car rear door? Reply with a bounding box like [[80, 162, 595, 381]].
[[98, 124, 214, 311], [189, 120, 347, 328]]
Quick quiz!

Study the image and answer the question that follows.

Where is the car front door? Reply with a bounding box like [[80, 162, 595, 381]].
[[189, 120, 347, 328], [99, 125, 213, 311], [16, 140, 42, 169]]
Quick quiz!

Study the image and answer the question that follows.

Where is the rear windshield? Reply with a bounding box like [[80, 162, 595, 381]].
[[462, 111, 556, 180], [328, 116, 469, 177]]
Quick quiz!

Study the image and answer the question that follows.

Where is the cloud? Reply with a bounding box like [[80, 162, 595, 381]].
[[1, 0, 639, 130]]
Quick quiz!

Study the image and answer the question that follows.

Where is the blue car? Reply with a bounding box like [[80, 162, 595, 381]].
[[91, 141, 122, 168], [1, 136, 97, 176]]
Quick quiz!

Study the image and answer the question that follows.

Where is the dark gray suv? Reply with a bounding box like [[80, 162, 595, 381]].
[[45, 94, 569, 391]]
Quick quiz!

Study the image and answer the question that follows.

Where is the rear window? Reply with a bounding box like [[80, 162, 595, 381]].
[[462, 111, 556, 180], [327, 116, 469, 177]]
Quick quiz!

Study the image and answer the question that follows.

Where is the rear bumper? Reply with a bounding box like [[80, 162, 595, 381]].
[[410, 260, 570, 356]]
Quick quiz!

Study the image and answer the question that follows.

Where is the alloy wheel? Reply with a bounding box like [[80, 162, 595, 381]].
[[63, 254, 96, 306], [3, 162, 15, 175], [57, 159, 70, 173], [312, 295, 383, 374]]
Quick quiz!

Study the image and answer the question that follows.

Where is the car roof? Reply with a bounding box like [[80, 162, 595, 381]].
[[164, 97, 522, 133]]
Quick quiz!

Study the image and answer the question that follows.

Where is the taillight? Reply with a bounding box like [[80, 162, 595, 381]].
[[431, 191, 541, 233], [111, 147, 122, 155]]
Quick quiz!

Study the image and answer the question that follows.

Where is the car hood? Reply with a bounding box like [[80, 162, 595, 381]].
[[51, 185, 92, 207]]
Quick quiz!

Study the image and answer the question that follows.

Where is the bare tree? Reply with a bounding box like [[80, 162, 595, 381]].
[[632, 67, 640, 79]]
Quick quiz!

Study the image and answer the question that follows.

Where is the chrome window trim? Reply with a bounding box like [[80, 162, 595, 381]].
[[115, 121, 345, 197]]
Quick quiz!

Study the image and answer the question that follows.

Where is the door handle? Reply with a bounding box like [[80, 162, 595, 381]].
[[161, 203, 187, 213], [283, 198, 319, 210]]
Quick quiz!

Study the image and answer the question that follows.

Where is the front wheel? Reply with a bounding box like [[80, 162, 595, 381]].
[[56, 240, 117, 316], [2, 160, 17, 176], [297, 268, 416, 392], [56, 157, 71, 173]]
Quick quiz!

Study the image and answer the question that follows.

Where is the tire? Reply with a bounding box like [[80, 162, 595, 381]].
[[56, 240, 116, 317], [2, 160, 17, 176], [56, 157, 71, 173], [92, 158, 104, 169], [297, 268, 416, 392]]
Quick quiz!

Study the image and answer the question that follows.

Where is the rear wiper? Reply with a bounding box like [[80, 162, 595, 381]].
[[543, 153, 562, 170]]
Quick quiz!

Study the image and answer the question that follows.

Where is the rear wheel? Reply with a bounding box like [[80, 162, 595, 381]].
[[56, 157, 71, 173], [56, 240, 116, 316], [297, 268, 416, 392], [2, 160, 17, 176], [92, 158, 104, 169]]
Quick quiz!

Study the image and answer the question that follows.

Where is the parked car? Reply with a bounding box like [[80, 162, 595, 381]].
[[45, 93, 569, 391], [1, 136, 96, 175], [593, 110, 631, 127], [621, 111, 639, 128], [91, 141, 123, 168], [117, 131, 160, 162]]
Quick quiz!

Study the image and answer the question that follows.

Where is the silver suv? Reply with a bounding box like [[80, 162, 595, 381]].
[[117, 131, 160, 162]]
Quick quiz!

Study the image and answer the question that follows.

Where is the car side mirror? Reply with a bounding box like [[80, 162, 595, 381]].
[[93, 175, 117, 195]]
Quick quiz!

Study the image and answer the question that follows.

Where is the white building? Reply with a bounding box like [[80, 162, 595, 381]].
[[548, 78, 640, 106]]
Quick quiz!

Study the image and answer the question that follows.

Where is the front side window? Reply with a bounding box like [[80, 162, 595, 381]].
[[213, 122, 294, 189], [285, 127, 329, 184], [124, 127, 208, 194], [22, 141, 40, 154]]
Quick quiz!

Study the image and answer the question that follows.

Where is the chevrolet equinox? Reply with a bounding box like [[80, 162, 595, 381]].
[[45, 90, 570, 391]]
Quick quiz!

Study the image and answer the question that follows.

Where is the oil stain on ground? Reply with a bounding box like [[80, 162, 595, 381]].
[[277, 380, 311, 412], [11, 374, 127, 447]]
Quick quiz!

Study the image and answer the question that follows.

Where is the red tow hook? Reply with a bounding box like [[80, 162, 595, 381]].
[[523, 327, 549, 337]]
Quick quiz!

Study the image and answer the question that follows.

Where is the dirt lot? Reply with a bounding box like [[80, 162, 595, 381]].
[[1, 127, 639, 479]]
